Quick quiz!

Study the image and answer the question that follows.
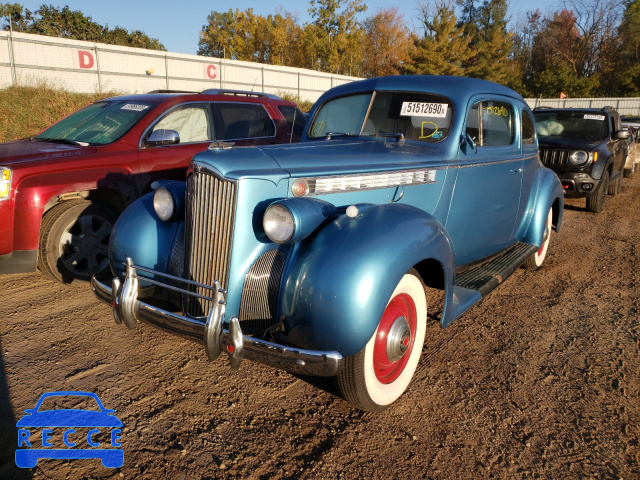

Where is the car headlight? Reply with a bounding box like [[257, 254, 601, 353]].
[[263, 204, 295, 244], [0, 167, 12, 200], [569, 151, 589, 166], [153, 187, 175, 221]]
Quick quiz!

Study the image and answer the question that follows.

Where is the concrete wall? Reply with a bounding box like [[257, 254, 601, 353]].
[[0, 31, 360, 102]]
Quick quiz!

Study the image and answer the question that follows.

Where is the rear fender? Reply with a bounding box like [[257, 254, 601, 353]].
[[279, 203, 456, 357], [518, 168, 564, 246]]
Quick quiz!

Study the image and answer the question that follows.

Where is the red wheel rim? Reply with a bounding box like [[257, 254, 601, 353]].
[[537, 214, 551, 256], [373, 293, 417, 384]]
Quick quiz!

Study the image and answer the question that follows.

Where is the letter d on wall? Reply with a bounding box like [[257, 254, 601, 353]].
[[78, 50, 94, 69]]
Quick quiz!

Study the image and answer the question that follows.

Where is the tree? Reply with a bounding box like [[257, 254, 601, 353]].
[[2, 4, 165, 50], [404, 0, 472, 76], [360, 7, 413, 77], [616, 0, 640, 95], [463, 0, 514, 84], [307, 0, 367, 74]]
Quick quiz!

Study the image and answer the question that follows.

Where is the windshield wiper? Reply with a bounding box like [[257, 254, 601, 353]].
[[32, 137, 89, 146], [325, 132, 359, 140]]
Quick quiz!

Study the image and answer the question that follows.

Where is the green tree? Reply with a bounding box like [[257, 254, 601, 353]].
[[404, 0, 472, 76], [616, 0, 640, 95], [2, 4, 165, 50], [307, 0, 367, 74]]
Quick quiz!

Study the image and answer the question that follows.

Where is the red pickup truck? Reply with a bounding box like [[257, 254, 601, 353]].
[[0, 90, 305, 282]]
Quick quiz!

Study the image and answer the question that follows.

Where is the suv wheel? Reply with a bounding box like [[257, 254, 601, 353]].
[[586, 170, 609, 213], [624, 163, 636, 179], [38, 200, 117, 283]]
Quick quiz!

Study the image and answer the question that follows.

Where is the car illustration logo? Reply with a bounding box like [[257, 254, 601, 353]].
[[15, 391, 123, 468]]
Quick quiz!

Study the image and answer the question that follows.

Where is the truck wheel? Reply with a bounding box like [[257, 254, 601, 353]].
[[336, 272, 426, 411], [607, 175, 621, 196], [524, 208, 552, 270], [38, 200, 117, 283], [586, 170, 609, 213]]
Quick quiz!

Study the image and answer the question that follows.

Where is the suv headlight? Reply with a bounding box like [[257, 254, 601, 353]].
[[153, 187, 176, 221], [569, 151, 590, 166], [263, 204, 295, 244], [0, 167, 12, 200]]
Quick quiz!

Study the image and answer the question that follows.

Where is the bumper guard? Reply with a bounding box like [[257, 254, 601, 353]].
[[91, 258, 343, 377]]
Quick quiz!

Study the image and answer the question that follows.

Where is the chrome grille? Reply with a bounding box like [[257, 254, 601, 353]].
[[239, 249, 286, 329], [539, 149, 569, 166], [184, 168, 237, 317]]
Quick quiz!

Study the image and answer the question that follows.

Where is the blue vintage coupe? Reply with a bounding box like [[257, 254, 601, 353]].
[[92, 75, 564, 411]]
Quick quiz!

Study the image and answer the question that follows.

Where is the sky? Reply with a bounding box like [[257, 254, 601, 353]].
[[16, 0, 564, 56]]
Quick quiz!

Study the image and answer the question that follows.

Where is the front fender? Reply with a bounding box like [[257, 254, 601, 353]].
[[279, 203, 455, 357], [109, 182, 185, 280]]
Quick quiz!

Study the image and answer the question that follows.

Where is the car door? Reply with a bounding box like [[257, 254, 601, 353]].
[[137, 102, 215, 192], [446, 98, 524, 265]]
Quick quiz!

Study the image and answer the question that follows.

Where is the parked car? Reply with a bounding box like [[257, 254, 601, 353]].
[[92, 75, 564, 411], [622, 122, 640, 179], [534, 106, 629, 212], [0, 89, 305, 282]]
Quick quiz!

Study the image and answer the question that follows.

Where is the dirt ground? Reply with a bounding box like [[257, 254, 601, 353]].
[[1, 174, 639, 480]]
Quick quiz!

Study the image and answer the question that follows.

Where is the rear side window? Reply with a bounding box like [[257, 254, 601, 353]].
[[278, 105, 306, 136], [466, 101, 514, 146], [216, 103, 276, 140], [522, 111, 535, 145]]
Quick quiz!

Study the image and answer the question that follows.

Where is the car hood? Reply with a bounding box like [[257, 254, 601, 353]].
[[537, 137, 604, 151], [16, 410, 123, 427], [0, 140, 97, 167]]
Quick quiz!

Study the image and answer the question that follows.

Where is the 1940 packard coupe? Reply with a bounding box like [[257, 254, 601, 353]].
[[92, 76, 564, 411]]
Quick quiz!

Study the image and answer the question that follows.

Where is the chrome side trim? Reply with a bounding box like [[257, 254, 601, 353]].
[[91, 268, 343, 377]]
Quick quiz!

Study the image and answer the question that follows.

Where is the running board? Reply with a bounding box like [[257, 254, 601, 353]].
[[440, 242, 538, 328], [455, 242, 538, 296]]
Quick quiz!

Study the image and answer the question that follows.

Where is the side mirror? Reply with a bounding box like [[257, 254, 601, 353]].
[[146, 129, 180, 146], [616, 129, 630, 140]]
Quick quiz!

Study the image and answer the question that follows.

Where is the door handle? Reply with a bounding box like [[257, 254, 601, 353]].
[[514, 168, 523, 173]]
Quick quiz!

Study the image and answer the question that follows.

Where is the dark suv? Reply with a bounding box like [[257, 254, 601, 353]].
[[534, 106, 629, 212], [0, 89, 305, 282]]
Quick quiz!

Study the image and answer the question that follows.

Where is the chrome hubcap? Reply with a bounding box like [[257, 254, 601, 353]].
[[386, 316, 411, 363]]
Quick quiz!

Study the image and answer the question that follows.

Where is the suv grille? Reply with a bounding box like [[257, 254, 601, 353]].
[[184, 168, 237, 317], [539, 149, 569, 166]]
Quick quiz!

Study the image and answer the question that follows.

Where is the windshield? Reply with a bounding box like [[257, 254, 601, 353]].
[[534, 111, 609, 141], [34, 100, 156, 146], [308, 91, 453, 142]]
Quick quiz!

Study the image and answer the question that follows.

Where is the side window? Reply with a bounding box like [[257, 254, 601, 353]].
[[217, 103, 276, 140], [466, 101, 514, 147], [152, 104, 213, 143], [522, 111, 535, 145], [278, 105, 306, 136]]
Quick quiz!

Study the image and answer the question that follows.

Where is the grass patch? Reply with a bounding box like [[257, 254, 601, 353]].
[[0, 85, 115, 142]]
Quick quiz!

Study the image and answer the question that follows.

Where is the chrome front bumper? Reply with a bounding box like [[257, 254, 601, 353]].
[[91, 258, 343, 377]]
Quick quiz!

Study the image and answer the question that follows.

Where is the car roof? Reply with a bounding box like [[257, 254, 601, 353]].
[[104, 89, 295, 105], [314, 75, 526, 103]]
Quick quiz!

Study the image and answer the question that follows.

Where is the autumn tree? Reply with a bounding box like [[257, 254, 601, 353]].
[[405, 0, 472, 76], [360, 7, 413, 77]]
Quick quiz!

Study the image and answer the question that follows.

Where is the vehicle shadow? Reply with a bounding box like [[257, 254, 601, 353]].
[[0, 339, 32, 479]]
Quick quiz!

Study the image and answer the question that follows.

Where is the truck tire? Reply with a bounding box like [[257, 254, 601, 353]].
[[586, 170, 609, 213], [38, 200, 117, 283]]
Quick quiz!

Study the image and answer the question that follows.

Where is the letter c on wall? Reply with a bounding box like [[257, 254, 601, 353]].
[[78, 50, 95, 69], [206, 64, 217, 79]]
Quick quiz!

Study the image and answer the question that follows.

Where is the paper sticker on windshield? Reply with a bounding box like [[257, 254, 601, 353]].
[[400, 102, 448, 118], [584, 114, 605, 121], [121, 104, 150, 112]]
